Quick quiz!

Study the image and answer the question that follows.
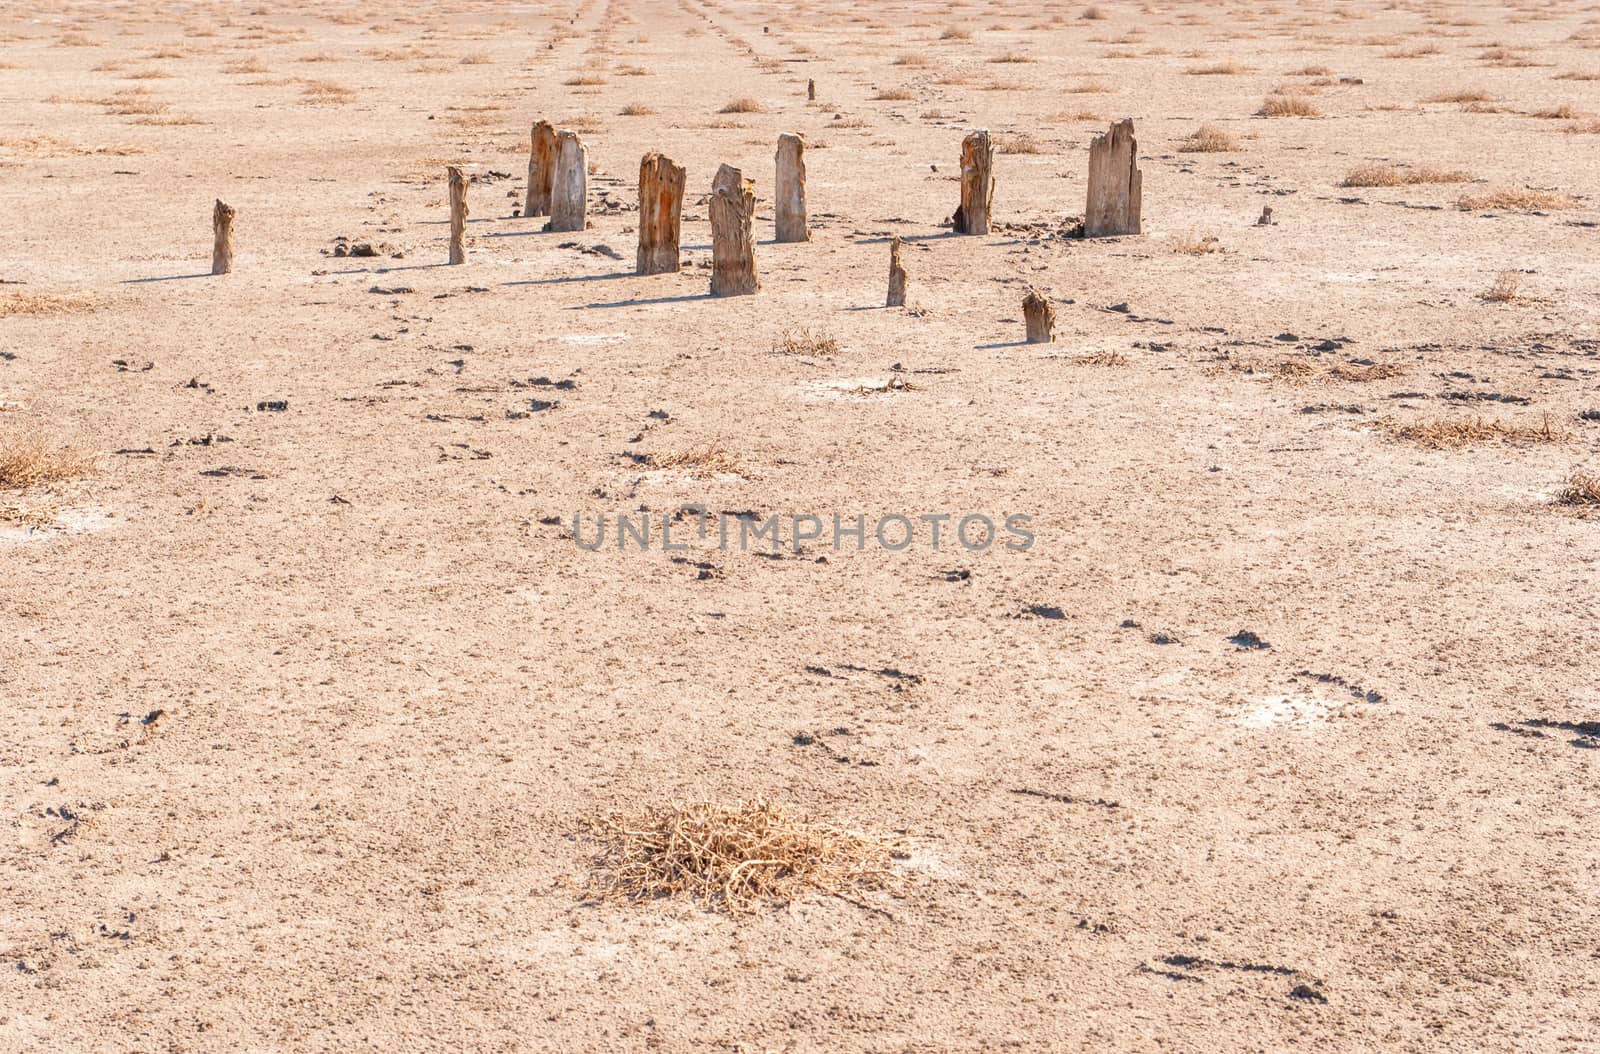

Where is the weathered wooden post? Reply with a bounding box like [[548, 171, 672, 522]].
[[525, 120, 557, 217], [1085, 118, 1142, 237], [775, 132, 809, 243], [211, 199, 235, 275], [954, 130, 994, 235], [447, 166, 468, 264], [710, 163, 758, 296], [807, 78, 815, 101], [637, 151, 686, 275], [1023, 288, 1054, 343], [886, 236, 908, 307], [548, 130, 587, 233]]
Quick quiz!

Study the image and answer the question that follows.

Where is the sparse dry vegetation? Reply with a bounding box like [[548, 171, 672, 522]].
[[1260, 94, 1320, 116], [1388, 416, 1567, 448], [1556, 468, 1600, 506], [1342, 163, 1472, 187], [1178, 124, 1240, 152], [774, 328, 839, 356], [1456, 188, 1577, 211], [648, 444, 750, 477], [719, 96, 765, 113], [0, 431, 96, 490], [580, 798, 902, 914], [1173, 232, 1223, 254], [1480, 270, 1524, 302]]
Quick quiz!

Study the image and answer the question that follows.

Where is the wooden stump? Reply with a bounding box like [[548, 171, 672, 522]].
[[807, 78, 815, 101], [774, 133, 809, 243], [1084, 118, 1142, 237], [637, 151, 686, 275], [447, 166, 468, 265], [709, 163, 759, 297], [211, 199, 235, 275], [1023, 288, 1054, 343], [954, 130, 995, 235], [886, 236, 908, 307], [548, 130, 587, 233], [525, 120, 557, 218]]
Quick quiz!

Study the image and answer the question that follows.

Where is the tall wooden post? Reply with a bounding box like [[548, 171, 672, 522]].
[[886, 236, 908, 307], [211, 199, 235, 275], [549, 130, 588, 233], [954, 130, 994, 235], [774, 133, 809, 243], [447, 166, 468, 264], [1085, 119, 1142, 237], [637, 151, 686, 275], [525, 120, 557, 218], [710, 163, 758, 297]]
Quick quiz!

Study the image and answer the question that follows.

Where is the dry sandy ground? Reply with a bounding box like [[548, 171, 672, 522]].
[[3, 0, 1599, 1050]]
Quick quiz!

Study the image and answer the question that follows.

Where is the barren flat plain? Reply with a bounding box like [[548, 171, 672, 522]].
[[2, 0, 1598, 1050]]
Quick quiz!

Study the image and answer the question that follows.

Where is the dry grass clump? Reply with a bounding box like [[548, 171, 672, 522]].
[[1564, 118, 1600, 134], [579, 798, 901, 914], [1531, 104, 1580, 118], [1173, 232, 1223, 254], [1456, 188, 1576, 211], [1388, 416, 1566, 448], [0, 431, 96, 490], [563, 73, 606, 86], [1178, 123, 1240, 152], [1187, 59, 1251, 74], [1480, 270, 1524, 302], [1290, 64, 1333, 75], [719, 96, 765, 113], [1556, 468, 1600, 506], [1554, 70, 1600, 80], [1260, 94, 1319, 116], [648, 444, 749, 477], [1341, 163, 1472, 186], [1222, 354, 1405, 383], [1075, 350, 1128, 365], [940, 26, 974, 40], [618, 102, 655, 115], [1386, 44, 1441, 58], [1425, 87, 1493, 102], [223, 57, 268, 74], [773, 327, 839, 356], [873, 87, 916, 101], [995, 132, 1042, 153], [300, 80, 355, 104], [1082, 5, 1108, 19], [0, 291, 99, 317], [990, 51, 1035, 63]]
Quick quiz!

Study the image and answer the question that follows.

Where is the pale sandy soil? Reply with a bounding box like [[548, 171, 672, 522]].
[[2, 0, 1599, 1050]]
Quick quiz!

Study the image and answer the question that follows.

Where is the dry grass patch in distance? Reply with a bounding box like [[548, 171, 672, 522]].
[[773, 328, 839, 356], [1456, 188, 1576, 211], [1178, 123, 1240, 151], [0, 430, 97, 490], [720, 96, 765, 113], [1556, 469, 1600, 506], [1387, 416, 1567, 448], [1341, 163, 1472, 186], [647, 444, 750, 478], [1260, 94, 1319, 116]]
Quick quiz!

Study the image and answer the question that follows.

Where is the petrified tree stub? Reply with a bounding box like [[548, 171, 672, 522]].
[[1023, 288, 1054, 343], [211, 199, 235, 275], [774, 132, 809, 243], [886, 236, 908, 307], [637, 151, 686, 275], [446, 166, 468, 265], [525, 120, 557, 217], [1085, 118, 1142, 237], [954, 129, 995, 235], [709, 163, 759, 297], [548, 130, 588, 233]]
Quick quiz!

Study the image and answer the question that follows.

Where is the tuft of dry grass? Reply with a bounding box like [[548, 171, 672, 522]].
[[1564, 118, 1600, 134], [1530, 104, 1580, 119], [1554, 70, 1600, 80], [1388, 416, 1567, 448], [719, 96, 765, 113], [1556, 468, 1600, 506], [773, 328, 839, 356], [0, 291, 100, 317], [1290, 64, 1333, 76], [994, 132, 1041, 153], [1424, 88, 1492, 102], [990, 51, 1035, 63], [1259, 94, 1319, 116], [618, 102, 655, 115], [1187, 60, 1251, 74], [1480, 270, 1524, 302], [873, 87, 916, 101], [300, 80, 355, 105], [1221, 354, 1405, 383], [648, 444, 749, 477], [0, 431, 96, 490], [1173, 232, 1223, 254], [1074, 350, 1128, 365], [563, 73, 606, 86], [1341, 163, 1472, 187], [223, 57, 268, 74], [579, 798, 902, 915], [1456, 188, 1577, 211], [940, 26, 973, 40], [1178, 123, 1240, 152]]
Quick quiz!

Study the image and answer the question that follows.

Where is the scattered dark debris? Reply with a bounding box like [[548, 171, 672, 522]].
[[1228, 630, 1271, 650], [112, 359, 153, 372], [670, 555, 722, 580], [1147, 630, 1181, 645], [1294, 670, 1383, 703], [172, 433, 232, 447], [1300, 403, 1366, 415], [1024, 604, 1066, 620], [1290, 984, 1328, 1004], [182, 377, 213, 393], [112, 447, 157, 456], [1010, 787, 1120, 809], [255, 400, 288, 412], [937, 569, 971, 582], [514, 376, 579, 390], [1440, 390, 1531, 405], [1491, 718, 1600, 748], [369, 285, 413, 295], [793, 727, 878, 766], [200, 466, 268, 479], [1119, 618, 1141, 629]]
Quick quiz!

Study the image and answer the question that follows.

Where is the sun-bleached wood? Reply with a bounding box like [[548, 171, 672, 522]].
[[886, 236, 908, 307], [1023, 288, 1055, 343], [637, 151, 686, 275], [709, 163, 759, 297], [549, 130, 588, 233], [1084, 118, 1142, 237], [954, 129, 995, 235], [446, 166, 468, 264], [774, 133, 809, 243], [525, 120, 557, 217], [211, 199, 235, 275]]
